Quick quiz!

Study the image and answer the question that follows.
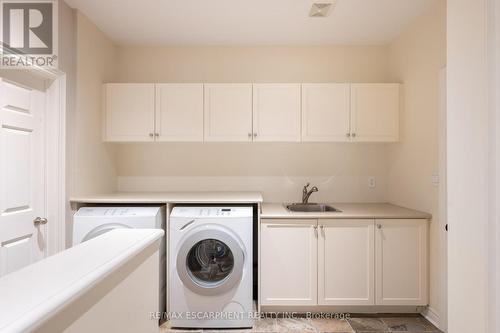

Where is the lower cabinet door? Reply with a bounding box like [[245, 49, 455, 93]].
[[375, 219, 428, 305], [318, 219, 375, 305], [260, 219, 317, 305]]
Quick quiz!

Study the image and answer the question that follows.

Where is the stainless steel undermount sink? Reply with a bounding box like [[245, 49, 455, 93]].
[[285, 203, 341, 213]]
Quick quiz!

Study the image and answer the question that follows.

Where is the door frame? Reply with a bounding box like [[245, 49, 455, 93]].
[[437, 67, 447, 331], [447, 0, 499, 332], [44, 74, 66, 255]]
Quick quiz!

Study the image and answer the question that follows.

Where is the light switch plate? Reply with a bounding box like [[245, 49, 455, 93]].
[[432, 172, 440, 186]]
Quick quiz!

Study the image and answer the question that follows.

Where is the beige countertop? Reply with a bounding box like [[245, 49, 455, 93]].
[[261, 203, 432, 220], [70, 191, 264, 204], [70, 193, 430, 219]]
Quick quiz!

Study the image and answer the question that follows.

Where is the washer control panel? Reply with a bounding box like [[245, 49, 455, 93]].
[[171, 207, 253, 218]]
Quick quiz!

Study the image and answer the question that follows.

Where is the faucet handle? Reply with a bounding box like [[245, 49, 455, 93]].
[[304, 182, 310, 189]]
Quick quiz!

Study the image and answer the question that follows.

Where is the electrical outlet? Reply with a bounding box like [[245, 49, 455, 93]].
[[368, 177, 376, 189]]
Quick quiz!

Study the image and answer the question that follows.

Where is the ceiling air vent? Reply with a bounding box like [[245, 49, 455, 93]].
[[309, 1, 336, 17]]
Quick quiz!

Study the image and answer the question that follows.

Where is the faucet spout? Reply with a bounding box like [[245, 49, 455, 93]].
[[302, 184, 319, 204]]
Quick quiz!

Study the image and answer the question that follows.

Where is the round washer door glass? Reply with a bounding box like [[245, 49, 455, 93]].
[[187, 239, 234, 285], [176, 228, 245, 296]]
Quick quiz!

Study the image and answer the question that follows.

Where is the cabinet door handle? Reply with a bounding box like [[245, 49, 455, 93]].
[[346, 133, 351, 138], [377, 224, 382, 229], [320, 225, 324, 237], [352, 133, 357, 138], [149, 133, 154, 138], [248, 133, 252, 138], [313, 225, 318, 237], [253, 133, 258, 138], [154, 133, 159, 137]]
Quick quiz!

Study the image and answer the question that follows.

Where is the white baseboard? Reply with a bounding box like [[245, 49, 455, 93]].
[[422, 307, 442, 331]]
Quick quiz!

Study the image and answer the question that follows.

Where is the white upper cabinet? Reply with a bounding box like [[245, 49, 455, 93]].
[[155, 84, 203, 142], [103, 82, 400, 143], [375, 219, 428, 305], [104, 83, 155, 142], [252, 84, 301, 142], [318, 219, 375, 305], [302, 83, 351, 142], [350, 84, 400, 142], [204, 84, 253, 142]]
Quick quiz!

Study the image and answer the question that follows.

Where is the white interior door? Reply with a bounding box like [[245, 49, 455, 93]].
[[0, 79, 46, 277]]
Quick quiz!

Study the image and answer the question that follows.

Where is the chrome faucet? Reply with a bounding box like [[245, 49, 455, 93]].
[[302, 183, 319, 204]]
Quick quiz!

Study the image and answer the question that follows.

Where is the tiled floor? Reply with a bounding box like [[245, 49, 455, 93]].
[[160, 314, 442, 333]]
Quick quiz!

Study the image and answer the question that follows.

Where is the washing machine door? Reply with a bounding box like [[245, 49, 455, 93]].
[[81, 223, 132, 243], [176, 228, 245, 296]]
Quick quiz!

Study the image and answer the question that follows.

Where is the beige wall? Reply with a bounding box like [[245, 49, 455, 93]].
[[116, 143, 389, 203], [72, 12, 118, 196], [387, 0, 446, 326], [115, 45, 390, 83], [114, 45, 392, 202]]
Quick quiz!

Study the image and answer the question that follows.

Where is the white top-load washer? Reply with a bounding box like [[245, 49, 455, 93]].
[[73, 206, 166, 314], [169, 206, 253, 329]]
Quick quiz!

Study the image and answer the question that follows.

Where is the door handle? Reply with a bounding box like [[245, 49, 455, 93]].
[[34, 217, 48, 226]]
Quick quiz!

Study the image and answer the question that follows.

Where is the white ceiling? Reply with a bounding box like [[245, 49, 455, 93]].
[[64, 0, 435, 46]]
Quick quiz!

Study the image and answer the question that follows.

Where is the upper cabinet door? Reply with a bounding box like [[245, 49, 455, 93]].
[[104, 83, 155, 142], [375, 219, 428, 306], [302, 83, 351, 142], [252, 84, 301, 142], [350, 83, 400, 142], [155, 84, 203, 142], [204, 84, 253, 142]]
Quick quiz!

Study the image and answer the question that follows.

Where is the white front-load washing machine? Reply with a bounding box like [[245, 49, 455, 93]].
[[73, 206, 166, 315], [169, 206, 253, 329]]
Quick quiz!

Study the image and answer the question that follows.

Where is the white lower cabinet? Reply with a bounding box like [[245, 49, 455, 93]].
[[375, 219, 428, 305], [260, 218, 428, 307], [318, 219, 375, 305], [260, 219, 317, 305]]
